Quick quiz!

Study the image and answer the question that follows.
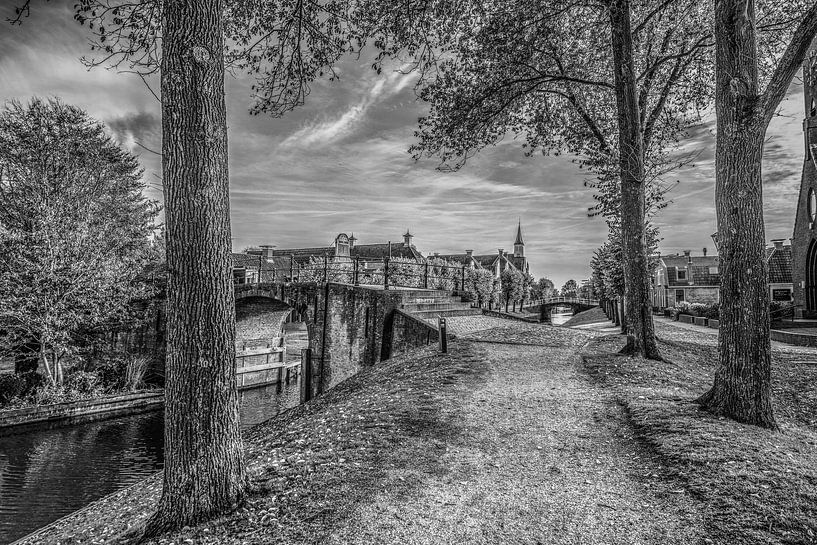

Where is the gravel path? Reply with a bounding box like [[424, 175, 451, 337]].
[[328, 323, 705, 544]]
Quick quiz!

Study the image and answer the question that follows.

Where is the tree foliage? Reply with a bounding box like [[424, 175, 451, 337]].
[[0, 98, 159, 383]]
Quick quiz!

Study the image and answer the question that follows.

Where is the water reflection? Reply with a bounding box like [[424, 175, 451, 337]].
[[550, 307, 574, 326], [0, 373, 302, 544]]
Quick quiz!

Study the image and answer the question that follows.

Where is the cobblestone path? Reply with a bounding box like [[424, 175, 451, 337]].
[[329, 322, 705, 544]]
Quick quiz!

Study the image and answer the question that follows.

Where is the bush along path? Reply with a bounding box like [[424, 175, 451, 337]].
[[21, 321, 708, 544]]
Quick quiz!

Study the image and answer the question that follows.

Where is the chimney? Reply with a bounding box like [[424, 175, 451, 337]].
[[684, 249, 691, 263], [403, 229, 414, 248], [702, 247, 707, 257], [349, 233, 357, 248], [498, 248, 505, 258], [771, 239, 784, 249], [465, 249, 473, 257]]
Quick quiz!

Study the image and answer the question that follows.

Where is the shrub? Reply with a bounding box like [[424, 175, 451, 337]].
[[0, 373, 27, 404], [689, 303, 708, 317], [675, 301, 693, 315], [64, 370, 102, 395]]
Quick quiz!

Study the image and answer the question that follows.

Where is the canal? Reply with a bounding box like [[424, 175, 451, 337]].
[[0, 374, 302, 544], [550, 307, 574, 326]]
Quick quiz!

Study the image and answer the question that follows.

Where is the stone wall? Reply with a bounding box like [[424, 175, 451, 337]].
[[390, 310, 439, 358]]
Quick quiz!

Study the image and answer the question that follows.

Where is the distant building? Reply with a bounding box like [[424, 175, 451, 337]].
[[767, 239, 793, 302], [436, 221, 530, 279], [232, 222, 532, 283], [652, 250, 720, 308], [652, 241, 793, 308]]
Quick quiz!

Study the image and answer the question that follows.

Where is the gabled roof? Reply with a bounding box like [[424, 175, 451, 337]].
[[351, 243, 424, 261], [660, 254, 720, 286], [767, 244, 792, 284]]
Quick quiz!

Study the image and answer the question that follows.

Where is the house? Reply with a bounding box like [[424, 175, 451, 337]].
[[767, 239, 793, 302], [435, 221, 530, 279], [233, 221, 533, 284], [652, 240, 794, 308], [652, 250, 720, 308]]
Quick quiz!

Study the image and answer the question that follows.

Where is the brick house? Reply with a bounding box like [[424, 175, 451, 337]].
[[652, 241, 794, 309], [768, 239, 794, 302], [435, 221, 530, 279], [652, 250, 720, 308]]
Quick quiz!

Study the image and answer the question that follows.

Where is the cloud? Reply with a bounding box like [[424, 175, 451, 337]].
[[106, 111, 161, 151]]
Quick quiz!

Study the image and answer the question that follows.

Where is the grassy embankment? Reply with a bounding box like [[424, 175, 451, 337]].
[[580, 315, 817, 545]]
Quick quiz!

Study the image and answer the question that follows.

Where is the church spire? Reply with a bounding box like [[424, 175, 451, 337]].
[[515, 219, 524, 246]]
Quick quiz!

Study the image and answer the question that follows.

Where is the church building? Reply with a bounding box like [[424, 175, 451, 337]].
[[792, 42, 817, 317]]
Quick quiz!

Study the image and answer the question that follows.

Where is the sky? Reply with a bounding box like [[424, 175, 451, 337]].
[[0, 3, 807, 287]]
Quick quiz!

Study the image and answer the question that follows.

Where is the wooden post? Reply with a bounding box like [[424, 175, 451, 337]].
[[323, 254, 328, 283], [438, 317, 448, 353], [300, 348, 313, 403], [461, 266, 466, 294], [276, 366, 283, 394], [354, 256, 360, 286], [424, 261, 429, 289], [384, 257, 390, 290], [290, 254, 294, 282]]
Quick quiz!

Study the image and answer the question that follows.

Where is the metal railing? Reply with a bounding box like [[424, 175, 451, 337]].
[[234, 256, 472, 292], [525, 296, 600, 307]]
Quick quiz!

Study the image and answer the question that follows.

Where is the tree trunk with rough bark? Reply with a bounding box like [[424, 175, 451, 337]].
[[696, 0, 775, 427], [144, 0, 246, 536], [608, 0, 662, 360]]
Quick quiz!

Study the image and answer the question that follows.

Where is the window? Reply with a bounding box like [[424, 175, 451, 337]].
[[709, 266, 719, 274], [810, 188, 817, 224], [677, 269, 687, 280], [675, 289, 685, 303]]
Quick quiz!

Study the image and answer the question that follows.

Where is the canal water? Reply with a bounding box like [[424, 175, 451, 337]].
[[0, 376, 302, 544], [550, 308, 574, 326]]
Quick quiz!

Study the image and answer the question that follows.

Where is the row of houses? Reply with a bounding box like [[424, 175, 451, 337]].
[[651, 239, 793, 308], [233, 223, 531, 285]]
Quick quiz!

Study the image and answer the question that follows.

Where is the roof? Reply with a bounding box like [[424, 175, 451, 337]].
[[660, 254, 720, 286], [515, 221, 524, 245], [351, 243, 424, 261], [767, 244, 792, 284]]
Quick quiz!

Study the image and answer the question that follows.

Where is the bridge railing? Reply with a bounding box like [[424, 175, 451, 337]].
[[525, 296, 600, 307], [234, 256, 473, 293]]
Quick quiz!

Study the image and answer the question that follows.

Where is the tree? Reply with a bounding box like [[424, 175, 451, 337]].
[[64, 0, 377, 533], [363, 0, 715, 360], [465, 267, 496, 307], [138, 0, 247, 536], [561, 279, 578, 298], [696, 0, 817, 428], [0, 98, 158, 381], [501, 268, 525, 312], [533, 278, 556, 300]]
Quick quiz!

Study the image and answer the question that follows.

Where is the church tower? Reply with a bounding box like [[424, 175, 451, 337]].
[[512, 220, 529, 275], [513, 220, 525, 258], [792, 39, 817, 317]]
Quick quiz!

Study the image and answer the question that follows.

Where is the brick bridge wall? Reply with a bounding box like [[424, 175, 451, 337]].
[[115, 282, 440, 396]]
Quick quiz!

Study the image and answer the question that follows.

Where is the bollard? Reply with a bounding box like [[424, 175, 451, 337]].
[[276, 366, 283, 394], [300, 348, 313, 403], [438, 317, 448, 353]]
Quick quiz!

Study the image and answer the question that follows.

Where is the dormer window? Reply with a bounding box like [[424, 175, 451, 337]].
[[677, 269, 688, 280]]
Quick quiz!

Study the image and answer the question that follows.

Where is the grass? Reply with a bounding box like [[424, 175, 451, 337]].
[[561, 306, 611, 327], [581, 328, 817, 545]]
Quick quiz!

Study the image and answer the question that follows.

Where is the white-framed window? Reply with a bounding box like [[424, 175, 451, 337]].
[[709, 266, 719, 274]]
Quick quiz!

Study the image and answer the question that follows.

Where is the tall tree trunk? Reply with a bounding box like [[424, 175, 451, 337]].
[[608, 0, 662, 360], [696, 0, 775, 428], [144, 0, 246, 536]]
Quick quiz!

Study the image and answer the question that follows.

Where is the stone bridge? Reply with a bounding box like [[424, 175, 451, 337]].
[[523, 296, 600, 322], [234, 282, 441, 399]]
